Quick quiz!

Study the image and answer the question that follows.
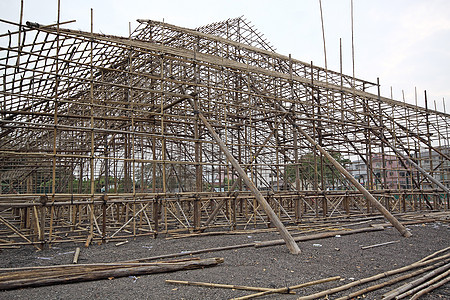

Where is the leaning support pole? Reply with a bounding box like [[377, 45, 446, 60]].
[[373, 131, 450, 195], [203, 128, 278, 228], [294, 126, 412, 238], [245, 80, 411, 238], [195, 110, 301, 254]]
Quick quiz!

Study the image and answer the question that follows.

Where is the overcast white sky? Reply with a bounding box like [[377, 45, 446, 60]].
[[1, 0, 450, 112]]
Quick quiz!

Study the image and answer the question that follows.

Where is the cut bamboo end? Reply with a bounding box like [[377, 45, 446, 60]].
[[72, 247, 81, 264]]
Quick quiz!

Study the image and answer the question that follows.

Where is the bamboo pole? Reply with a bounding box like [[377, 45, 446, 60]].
[[393, 266, 450, 299], [0, 257, 224, 290], [231, 276, 340, 300], [0, 257, 202, 272], [246, 82, 412, 237], [360, 240, 399, 250], [165, 279, 296, 294], [255, 226, 383, 248], [126, 243, 254, 263], [72, 247, 81, 264], [194, 108, 301, 254], [296, 253, 450, 300], [84, 234, 92, 247], [0, 215, 40, 250], [410, 275, 450, 300], [294, 125, 411, 238], [372, 129, 450, 195], [110, 203, 149, 238], [336, 260, 450, 300], [203, 127, 279, 228], [418, 246, 450, 263]]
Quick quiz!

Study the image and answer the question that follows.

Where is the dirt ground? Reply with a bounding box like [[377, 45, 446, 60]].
[[0, 218, 449, 299]]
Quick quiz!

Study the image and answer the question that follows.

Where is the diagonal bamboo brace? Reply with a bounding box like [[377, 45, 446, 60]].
[[195, 110, 301, 254], [257, 91, 411, 238], [295, 125, 411, 238]]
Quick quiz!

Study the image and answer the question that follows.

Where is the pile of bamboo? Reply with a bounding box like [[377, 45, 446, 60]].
[[296, 246, 450, 299], [382, 247, 450, 300], [0, 257, 224, 290]]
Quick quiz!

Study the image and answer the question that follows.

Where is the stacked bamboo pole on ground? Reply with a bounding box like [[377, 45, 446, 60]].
[[295, 247, 450, 300], [0, 257, 224, 290]]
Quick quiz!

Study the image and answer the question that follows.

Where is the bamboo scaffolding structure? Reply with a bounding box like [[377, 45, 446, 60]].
[[0, 12, 449, 249]]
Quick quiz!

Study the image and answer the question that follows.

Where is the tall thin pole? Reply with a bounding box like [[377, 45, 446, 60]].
[[89, 8, 95, 238], [16, 0, 23, 69], [319, 0, 327, 69], [351, 0, 355, 83]]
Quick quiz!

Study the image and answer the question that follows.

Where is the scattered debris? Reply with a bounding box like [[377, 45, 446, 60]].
[[115, 241, 129, 247], [72, 247, 81, 264], [57, 251, 75, 256], [85, 234, 93, 248]]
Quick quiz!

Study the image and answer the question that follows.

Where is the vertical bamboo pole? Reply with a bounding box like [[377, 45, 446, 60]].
[[403, 93, 413, 208], [193, 58, 202, 231], [443, 99, 450, 209], [319, 0, 327, 70], [377, 78, 386, 198], [310, 62, 319, 217], [290, 54, 302, 221], [424, 91, 434, 208], [48, 0, 61, 246], [128, 22, 136, 237], [88, 8, 95, 241], [414, 88, 423, 208], [434, 100, 443, 208]]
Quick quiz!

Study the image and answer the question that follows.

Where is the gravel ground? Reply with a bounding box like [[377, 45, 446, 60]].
[[0, 220, 449, 299]]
